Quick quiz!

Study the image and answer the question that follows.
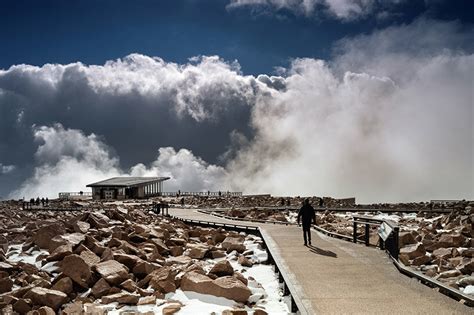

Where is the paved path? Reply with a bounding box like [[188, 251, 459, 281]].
[[169, 208, 471, 315]]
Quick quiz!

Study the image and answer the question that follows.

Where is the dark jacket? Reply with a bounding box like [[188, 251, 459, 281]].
[[297, 204, 316, 225]]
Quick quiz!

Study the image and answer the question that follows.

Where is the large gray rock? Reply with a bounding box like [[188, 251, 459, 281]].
[[221, 236, 246, 253], [432, 247, 452, 259], [51, 277, 73, 295], [91, 278, 111, 298], [148, 266, 176, 293], [181, 271, 251, 303], [398, 231, 416, 247], [186, 243, 209, 259], [24, 287, 68, 310], [457, 276, 474, 287], [209, 260, 234, 277], [33, 223, 66, 249], [94, 260, 130, 286], [72, 221, 90, 234], [60, 254, 92, 288], [399, 243, 426, 260], [438, 233, 466, 248], [101, 291, 140, 305]]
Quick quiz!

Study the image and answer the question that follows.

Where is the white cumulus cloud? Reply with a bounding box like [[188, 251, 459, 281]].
[[2, 18, 473, 203], [10, 124, 228, 199], [227, 0, 405, 20]]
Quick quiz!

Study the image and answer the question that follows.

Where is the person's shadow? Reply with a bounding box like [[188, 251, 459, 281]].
[[307, 244, 337, 258]]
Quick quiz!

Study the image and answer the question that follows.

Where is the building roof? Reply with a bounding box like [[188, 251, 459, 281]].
[[86, 177, 170, 187]]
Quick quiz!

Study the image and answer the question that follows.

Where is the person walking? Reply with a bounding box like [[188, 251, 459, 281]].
[[297, 198, 316, 246]]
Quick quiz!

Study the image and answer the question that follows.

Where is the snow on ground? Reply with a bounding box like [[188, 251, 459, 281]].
[[7, 244, 61, 276], [7, 244, 47, 268], [462, 285, 474, 295], [11, 233, 292, 314], [285, 211, 298, 224]]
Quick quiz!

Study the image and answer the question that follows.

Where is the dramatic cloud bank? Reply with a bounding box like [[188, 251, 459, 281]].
[[227, 0, 405, 20], [11, 124, 227, 198], [1, 18, 472, 202], [226, 18, 473, 202]]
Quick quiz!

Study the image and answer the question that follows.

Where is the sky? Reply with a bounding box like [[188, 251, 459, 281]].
[[0, 0, 473, 203]]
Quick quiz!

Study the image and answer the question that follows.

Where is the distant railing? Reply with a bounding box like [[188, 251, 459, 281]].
[[58, 192, 92, 200], [352, 215, 399, 259], [160, 191, 242, 197]]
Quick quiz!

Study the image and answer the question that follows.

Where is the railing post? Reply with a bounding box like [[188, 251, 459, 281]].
[[365, 223, 370, 246], [393, 226, 399, 259], [291, 296, 297, 313], [353, 221, 357, 243]]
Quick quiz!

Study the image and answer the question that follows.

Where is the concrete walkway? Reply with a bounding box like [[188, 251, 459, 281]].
[[169, 208, 471, 315]]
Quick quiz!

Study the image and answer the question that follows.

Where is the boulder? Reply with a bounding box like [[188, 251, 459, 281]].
[[29, 306, 56, 315], [62, 302, 83, 315], [438, 233, 465, 248], [457, 276, 474, 287], [51, 277, 73, 295], [412, 255, 431, 266], [94, 260, 129, 286], [221, 236, 246, 253], [210, 250, 227, 259], [24, 287, 68, 310], [13, 298, 33, 314], [60, 254, 92, 288], [0, 277, 13, 293], [79, 249, 101, 267], [399, 243, 426, 260], [398, 231, 416, 247], [180, 271, 213, 294], [49, 233, 85, 252], [114, 253, 142, 269], [166, 255, 192, 265], [87, 212, 110, 229], [120, 279, 138, 292], [137, 296, 157, 305], [186, 243, 209, 259], [436, 269, 462, 279], [162, 302, 182, 315], [211, 276, 252, 303], [238, 256, 253, 267], [148, 266, 176, 293], [47, 243, 73, 262], [72, 221, 90, 234], [210, 260, 234, 277], [212, 232, 227, 244], [132, 260, 160, 277], [150, 238, 169, 254], [91, 278, 111, 298], [101, 291, 140, 305], [169, 246, 184, 257], [458, 258, 474, 274], [432, 248, 452, 259], [233, 272, 248, 285], [33, 223, 66, 249], [181, 271, 251, 303]]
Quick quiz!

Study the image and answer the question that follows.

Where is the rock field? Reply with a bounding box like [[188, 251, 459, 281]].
[[0, 200, 287, 314]]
